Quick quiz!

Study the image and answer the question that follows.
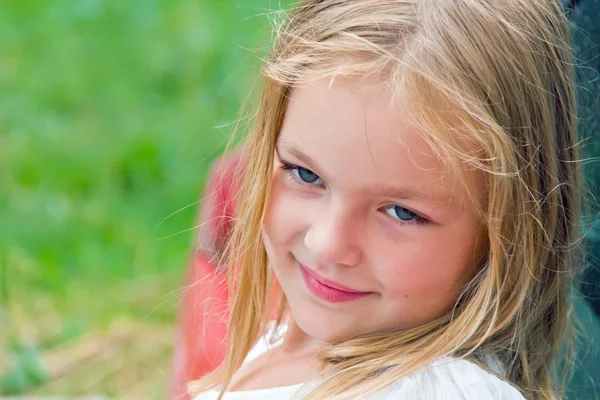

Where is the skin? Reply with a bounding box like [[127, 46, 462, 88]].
[[229, 78, 486, 391]]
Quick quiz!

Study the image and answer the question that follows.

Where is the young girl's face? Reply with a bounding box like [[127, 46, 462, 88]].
[[262, 79, 487, 343]]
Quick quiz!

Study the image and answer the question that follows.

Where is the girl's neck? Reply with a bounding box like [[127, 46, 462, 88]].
[[278, 318, 325, 358]]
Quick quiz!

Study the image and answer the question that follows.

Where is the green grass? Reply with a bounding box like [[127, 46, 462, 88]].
[[0, 1, 290, 397]]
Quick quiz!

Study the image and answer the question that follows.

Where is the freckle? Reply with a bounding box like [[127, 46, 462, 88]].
[[404, 295, 408, 298]]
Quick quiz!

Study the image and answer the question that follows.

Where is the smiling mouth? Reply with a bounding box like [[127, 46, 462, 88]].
[[299, 263, 373, 303]]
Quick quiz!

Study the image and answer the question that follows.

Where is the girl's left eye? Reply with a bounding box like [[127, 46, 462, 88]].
[[383, 205, 428, 226]]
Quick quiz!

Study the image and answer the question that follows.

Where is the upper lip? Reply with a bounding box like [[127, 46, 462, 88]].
[[300, 263, 370, 294]]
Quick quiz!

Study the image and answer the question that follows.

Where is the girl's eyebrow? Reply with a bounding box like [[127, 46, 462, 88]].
[[275, 142, 455, 205], [373, 184, 454, 205], [276, 142, 320, 172]]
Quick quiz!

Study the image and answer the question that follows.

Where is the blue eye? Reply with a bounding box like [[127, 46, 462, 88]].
[[281, 163, 324, 186], [384, 205, 426, 225], [295, 166, 321, 184]]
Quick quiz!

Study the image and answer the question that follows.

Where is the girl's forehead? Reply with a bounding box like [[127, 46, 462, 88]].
[[283, 79, 413, 150], [278, 79, 479, 208]]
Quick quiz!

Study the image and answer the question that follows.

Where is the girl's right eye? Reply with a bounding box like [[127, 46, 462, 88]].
[[280, 163, 325, 187]]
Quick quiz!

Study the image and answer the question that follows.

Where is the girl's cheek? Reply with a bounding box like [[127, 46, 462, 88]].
[[377, 240, 461, 295], [264, 176, 308, 246]]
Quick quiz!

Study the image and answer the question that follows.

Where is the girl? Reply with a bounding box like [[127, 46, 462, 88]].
[[186, 0, 582, 398]]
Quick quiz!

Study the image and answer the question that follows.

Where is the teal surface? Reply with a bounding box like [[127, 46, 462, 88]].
[[569, 0, 600, 398], [565, 296, 600, 399]]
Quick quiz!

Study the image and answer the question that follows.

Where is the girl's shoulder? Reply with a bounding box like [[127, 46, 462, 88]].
[[199, 323, 525, 400], [374, 356, 525, 400], [256, 323, 525, 399]]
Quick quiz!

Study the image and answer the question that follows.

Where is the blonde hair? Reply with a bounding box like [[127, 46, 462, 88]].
[[189, 0, 581, 399]]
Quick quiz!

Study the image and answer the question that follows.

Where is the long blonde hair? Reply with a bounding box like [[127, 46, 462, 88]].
[[189, 1, 581, 399]]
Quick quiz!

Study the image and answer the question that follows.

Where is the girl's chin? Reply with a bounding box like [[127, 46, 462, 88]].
[[290, 307, 366, 344]]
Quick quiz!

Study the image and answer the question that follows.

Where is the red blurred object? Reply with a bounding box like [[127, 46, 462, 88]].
[[167, 151, 244, 400]]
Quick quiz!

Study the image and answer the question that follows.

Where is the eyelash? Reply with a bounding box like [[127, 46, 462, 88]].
[[279, 162, 429, 226]]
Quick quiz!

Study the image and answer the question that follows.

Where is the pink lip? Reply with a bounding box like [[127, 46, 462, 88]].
[[299, 263, 372, 303]]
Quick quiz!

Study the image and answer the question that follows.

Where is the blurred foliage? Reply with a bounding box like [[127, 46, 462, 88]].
[[0, 0, 290, 397]]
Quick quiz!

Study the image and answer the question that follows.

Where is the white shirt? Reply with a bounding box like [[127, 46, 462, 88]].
[[193, 325, 525, 400]]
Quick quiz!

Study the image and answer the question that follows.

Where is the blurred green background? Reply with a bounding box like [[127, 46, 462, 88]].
[[0, 1, 598, 399], [0, 0, 290, 397]]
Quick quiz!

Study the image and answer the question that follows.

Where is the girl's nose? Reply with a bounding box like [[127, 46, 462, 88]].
[[303, 210, 362, 267]]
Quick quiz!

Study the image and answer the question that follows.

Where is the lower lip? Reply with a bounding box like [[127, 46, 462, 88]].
[[299, 264, 372, 303]]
